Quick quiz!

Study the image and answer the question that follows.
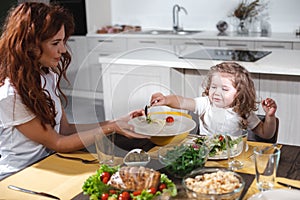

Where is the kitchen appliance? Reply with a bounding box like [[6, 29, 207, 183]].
[[179, 49, 271, 62]]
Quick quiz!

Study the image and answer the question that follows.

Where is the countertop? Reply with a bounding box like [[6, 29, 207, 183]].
[[87, 30, 300, 43], [99, 45, 300, 76]]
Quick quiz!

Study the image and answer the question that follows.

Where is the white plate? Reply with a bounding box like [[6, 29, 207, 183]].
[[129, 113, 196, 137], [248, 189, 300, 200], [208, 141, 244, 160]]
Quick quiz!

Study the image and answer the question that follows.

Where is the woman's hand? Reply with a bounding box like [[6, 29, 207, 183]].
[[262, 98, 277, 117], [112, 109, 150, 139], [150, 92, 167, 106], [118, 109, 144, 122]]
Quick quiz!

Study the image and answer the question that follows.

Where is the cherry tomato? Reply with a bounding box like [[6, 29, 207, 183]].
[[147, 187, 157, 195], [118, 191, 130, 200], [102, 176, 109, 184], [101, 193, 109, 200], [166, 116, 174, 124], [101, 172, 111, 180], [158, 183, 167, 192], [132, 190, 142, 196], [219, 135, 224, 142], [109, 189, 117, 194]]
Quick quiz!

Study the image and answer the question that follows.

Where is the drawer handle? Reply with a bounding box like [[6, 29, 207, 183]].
[[261, 45, 285, 49], [99, 53, 110, 56], [184, 42, 204, 45], [225, 43, 247, 47], [98, 40, 113, 43], [68, 39, 75, 42], [139, 41, 156, 44]]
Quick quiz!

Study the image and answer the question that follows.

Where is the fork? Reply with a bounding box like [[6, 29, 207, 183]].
[[56, 154, 98, 164]]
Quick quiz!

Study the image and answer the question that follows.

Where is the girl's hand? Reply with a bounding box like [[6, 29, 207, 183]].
[[150, 92, 167, 106], [262, 98, 277, 117]]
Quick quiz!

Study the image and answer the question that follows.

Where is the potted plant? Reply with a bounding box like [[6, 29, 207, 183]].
[[231, 0, 267, 34]]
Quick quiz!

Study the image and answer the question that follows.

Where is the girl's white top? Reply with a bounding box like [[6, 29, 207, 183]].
[[0, 71, 62, 180], [194, 96, 260, 135]]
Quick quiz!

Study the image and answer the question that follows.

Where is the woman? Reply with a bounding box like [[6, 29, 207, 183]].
[[0, 2, 151, 180]]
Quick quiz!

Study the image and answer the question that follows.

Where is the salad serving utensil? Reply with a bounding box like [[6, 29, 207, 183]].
[[56, 153, 98, 164], [144, 105, 149, 118], [8, 185, 60, 200]]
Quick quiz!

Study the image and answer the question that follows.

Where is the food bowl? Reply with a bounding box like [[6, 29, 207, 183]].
[[158, 142, 209, 178], [150, 132, 189, 146], [123, 149, 150, 166], [182, 168, 245, 200]]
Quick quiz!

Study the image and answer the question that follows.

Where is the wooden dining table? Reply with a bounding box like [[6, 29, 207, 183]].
[[1, 139, 299, 200]]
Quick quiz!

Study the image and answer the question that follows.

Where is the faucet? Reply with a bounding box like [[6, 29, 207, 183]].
[[172, 4, 188, 32]]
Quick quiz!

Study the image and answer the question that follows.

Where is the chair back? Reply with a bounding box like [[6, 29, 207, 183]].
[[247, 114, 279, 143]]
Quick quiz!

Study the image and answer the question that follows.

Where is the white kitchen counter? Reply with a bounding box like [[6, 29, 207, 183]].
[[99, 46, 300, 76], [88, 30, 300, 43]]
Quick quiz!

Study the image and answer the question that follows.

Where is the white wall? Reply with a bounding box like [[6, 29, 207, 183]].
[[87, 0, 300, 33]]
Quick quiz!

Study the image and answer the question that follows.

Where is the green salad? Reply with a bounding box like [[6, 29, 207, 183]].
[[161, 143, 209, 178], [194, 134, 242, 157], [82, 165, 177, 200]]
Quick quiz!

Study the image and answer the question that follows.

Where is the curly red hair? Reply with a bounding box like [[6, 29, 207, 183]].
[[0, 2, 74, 128]]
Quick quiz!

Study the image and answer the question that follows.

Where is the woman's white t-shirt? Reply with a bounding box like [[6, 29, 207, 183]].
[[0, 71, 62, 180], [194, 96, 260, 135]]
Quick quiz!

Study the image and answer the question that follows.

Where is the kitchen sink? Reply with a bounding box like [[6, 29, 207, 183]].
[[127, 30, 202, 35]]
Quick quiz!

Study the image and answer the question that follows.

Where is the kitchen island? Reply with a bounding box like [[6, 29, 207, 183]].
[[99, 45, 300, 146]]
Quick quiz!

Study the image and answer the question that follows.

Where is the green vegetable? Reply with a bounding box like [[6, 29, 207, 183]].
[[160, 174, 177, 197], [163, 144, 208, 177], [82, 165, 119, 199]]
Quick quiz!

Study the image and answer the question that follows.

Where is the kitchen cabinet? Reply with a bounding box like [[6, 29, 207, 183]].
[[171, 39, 219, 47], [127, 38, 171, 50], [62, 36, 89, 95], [86, 36, 127, 98], [87, 37, 127, 52], [254, 41, 293, 50], [293, 42, 300, 50], [101, 63, 170, 120], [219, 40, 255, 49], [258, 74, 300, 145]]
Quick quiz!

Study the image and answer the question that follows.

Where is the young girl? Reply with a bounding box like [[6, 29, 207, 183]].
[[150, 62, 277, 139], [0, 2, 151, 180]]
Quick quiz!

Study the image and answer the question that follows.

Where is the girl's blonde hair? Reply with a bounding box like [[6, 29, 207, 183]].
[[202, 62, 258, 119], [0, 2, 74, 128]]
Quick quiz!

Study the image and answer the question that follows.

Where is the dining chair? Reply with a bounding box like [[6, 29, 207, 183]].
[[247, 114, 279, 143]]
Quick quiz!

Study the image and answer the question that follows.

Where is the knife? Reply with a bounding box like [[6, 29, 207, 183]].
[[8, 185, 60, 200], [277, 181, 300, 190]]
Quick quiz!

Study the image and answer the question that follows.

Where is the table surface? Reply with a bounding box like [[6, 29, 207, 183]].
[[1, 140, 300, 200]]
